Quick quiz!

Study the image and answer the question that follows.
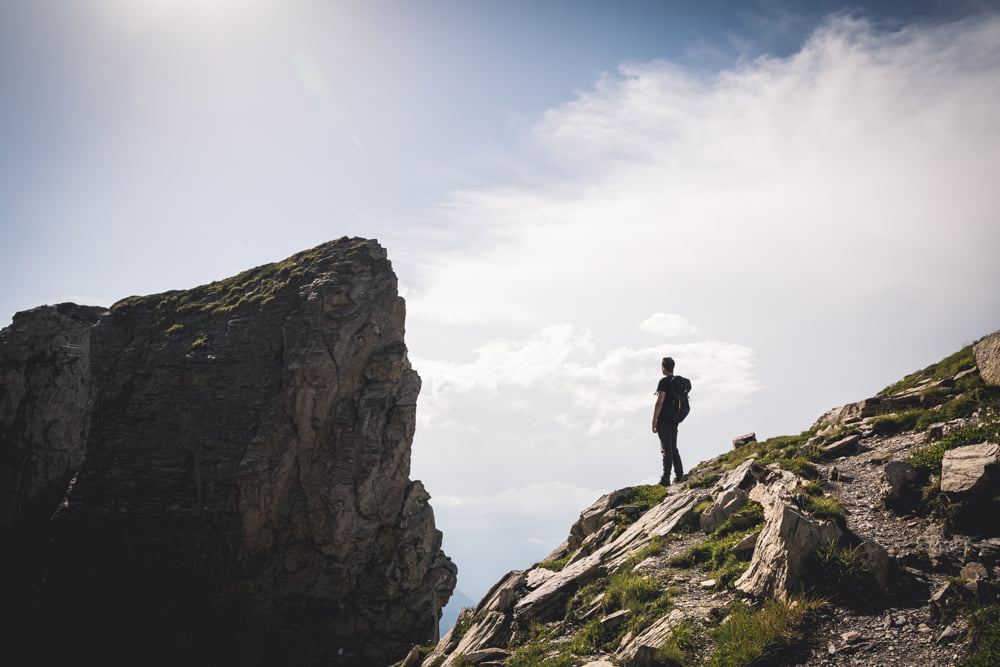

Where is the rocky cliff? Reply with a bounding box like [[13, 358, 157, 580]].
[[0, 237, 456, 666], [417, 332, 1000, 667]]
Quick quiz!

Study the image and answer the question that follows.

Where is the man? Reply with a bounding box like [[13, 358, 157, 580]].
[[652, 356, 691, 486]]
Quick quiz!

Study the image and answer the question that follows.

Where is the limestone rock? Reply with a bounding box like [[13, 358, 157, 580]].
[[700, 486, 748, 533], [463, 648, 511, 664], [940, 442, 999, 494], [881, 460, 922, 512], [732, 530, 760, 554], [549, 488, 633, 560], [733, 432, 757, 449], [735, 503, 843, 600], [858, 538, 892, 590], [615, 608, 686, 666], [0, 239, 455, 667], [822, 433, 862, 458], [974, 330, 1000, 386]]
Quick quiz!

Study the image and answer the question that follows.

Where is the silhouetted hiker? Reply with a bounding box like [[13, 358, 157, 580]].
[[652, 356, 691, 486]]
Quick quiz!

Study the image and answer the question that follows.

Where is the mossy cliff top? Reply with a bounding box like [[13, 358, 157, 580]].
[[110, 236, 389, 320]]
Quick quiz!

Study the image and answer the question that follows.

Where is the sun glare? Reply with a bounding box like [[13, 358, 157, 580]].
[[96, 0, 270, 32]]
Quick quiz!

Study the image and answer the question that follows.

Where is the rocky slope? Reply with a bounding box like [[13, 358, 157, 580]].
[[414, 331, 1000, 667], [0, 237, 456, 666]]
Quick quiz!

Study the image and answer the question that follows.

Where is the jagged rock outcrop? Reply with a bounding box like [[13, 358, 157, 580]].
[[0, 238, 455, 667]]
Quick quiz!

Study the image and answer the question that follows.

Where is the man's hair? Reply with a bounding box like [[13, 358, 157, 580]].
[[662, 357, 675, 372]]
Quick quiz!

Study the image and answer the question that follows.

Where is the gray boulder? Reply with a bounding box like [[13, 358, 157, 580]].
[[881, 460, 922, 512], [700, 486, 748, 533], [941, 442, 999, 494], [974, 330, 1000, 386]]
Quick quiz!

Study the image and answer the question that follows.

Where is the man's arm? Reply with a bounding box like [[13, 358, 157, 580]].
[[652, 392, 665, 432]]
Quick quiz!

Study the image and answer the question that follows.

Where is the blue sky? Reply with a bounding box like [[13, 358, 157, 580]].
[[3, 0, 1000, 607]]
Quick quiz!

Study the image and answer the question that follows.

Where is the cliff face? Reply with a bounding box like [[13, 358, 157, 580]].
[[0, 238, 455, 666], [422, 333, 1000, 667]]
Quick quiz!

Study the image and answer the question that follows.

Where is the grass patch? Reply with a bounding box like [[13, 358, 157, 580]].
[[709, 598, 824, 666], [879, 344, 977, 396], [806, 539, 880, 605], [654, 619, 705, 666], [777, 457, 819, 478], [538, 554, 573, 572], [506, 642, 579, 667], [629, 537, 665, 565], [686, 473, 721, 489], [802, 495, 847, 522], [109, 239, 365, 329], [567, 619, 616, 655], [909, 420, 1000, 474], [190, 333, 209, 350], [667, 526, 758, 589], [792, 482, 823, 496], [710, 501, 765, 539], [906, 419, 1000, 534], [605, 569, 662, 614], [871, 410, 923, 436], [625, 484, 669, 510], [962, 605, 1000, 667]]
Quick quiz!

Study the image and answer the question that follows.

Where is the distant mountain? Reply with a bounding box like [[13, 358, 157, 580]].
[[440, 590, 477, 636], [419, 330, 1000, 666]]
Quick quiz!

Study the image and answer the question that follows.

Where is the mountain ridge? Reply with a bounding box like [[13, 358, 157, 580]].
[[413, 330, 1000, 667]]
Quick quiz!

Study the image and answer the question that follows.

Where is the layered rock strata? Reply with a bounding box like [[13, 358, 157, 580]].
[[0, 238, 455, 666]]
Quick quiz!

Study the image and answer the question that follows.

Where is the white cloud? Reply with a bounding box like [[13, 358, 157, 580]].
[[640, 313, 699, 338], [407, 14, 1000, 342], [414, 323, 757, 437]]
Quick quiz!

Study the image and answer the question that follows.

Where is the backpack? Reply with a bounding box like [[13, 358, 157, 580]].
[[661, 375, 691, 424]]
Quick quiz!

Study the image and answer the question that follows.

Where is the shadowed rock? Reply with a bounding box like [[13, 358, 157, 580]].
[[0, 238, 455, 667]]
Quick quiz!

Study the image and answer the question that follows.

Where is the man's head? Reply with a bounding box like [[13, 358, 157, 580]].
[[662, 357, 675, 374]]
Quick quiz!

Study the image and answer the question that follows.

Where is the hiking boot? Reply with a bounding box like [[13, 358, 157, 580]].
[[674, 473, 687, 484], [658, 475, 670, 487]]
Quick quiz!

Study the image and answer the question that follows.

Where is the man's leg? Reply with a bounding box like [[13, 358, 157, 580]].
[[670, 428, 684, 481], [657, 425, 678, 485]]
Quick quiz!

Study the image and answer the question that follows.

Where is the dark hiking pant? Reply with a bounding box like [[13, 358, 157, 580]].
[[657, 422, 683, 480]]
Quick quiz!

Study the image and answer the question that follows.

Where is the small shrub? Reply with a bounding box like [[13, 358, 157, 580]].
[[962, 605, 1000, 667], [806, 539, 878, 605]]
